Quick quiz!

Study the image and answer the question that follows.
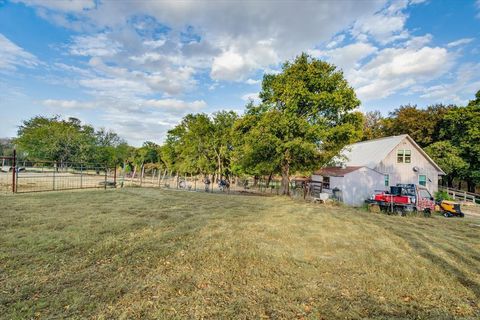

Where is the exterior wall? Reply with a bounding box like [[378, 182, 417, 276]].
[[341, 168, 385, 206], [311, 174, 342, 189], [312, 168, 385, 206], [375, 138, 440, 194]]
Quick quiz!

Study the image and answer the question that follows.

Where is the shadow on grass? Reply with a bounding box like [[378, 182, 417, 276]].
[[384, 223, 480, 306]]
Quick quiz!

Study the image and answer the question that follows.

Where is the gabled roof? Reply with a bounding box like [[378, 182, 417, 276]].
[[314, 166, 363, 177], [338, 134, 445, 174]]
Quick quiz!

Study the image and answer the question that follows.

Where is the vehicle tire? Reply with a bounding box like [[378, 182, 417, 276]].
[[394, 207, 404, 216], [423, 209, 431, 218]]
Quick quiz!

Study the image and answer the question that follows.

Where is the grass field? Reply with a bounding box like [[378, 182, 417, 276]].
[[1, 188, 479, 319]]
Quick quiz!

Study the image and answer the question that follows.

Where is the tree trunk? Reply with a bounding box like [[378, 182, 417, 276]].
[[447, 176, 454, 188], [217, 154, 222, 180], [266, 172, 273, 188], [280, 163, 290, 196], [458, 181, 462, 190], [467, 180, 476, 193]]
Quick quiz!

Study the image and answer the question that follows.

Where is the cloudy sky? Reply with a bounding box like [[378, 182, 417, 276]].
[[1, 0, 479, 145]]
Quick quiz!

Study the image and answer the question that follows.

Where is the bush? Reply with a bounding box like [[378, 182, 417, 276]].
[[434, 190, 452, 201]]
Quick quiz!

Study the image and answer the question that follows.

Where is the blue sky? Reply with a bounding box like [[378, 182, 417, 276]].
[[1, 0, 479, 146]]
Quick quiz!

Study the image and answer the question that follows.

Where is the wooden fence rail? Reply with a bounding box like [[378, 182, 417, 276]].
[[439, 186, 479, 204]]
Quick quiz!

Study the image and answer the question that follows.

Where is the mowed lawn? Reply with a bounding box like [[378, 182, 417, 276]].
[[1, 189, 479, 319]]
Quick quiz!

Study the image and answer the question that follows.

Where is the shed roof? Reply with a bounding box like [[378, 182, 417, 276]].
[[338, 134, 445, 174], [339, 135, 407, 168], [314, 166, 363, 177]]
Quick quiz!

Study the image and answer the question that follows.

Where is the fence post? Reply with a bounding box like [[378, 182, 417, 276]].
[[12, 149, 16, 193], [113, 164, 117, 188], [104, 165, 107, 190], [80, 164, 83, 189], [53, 162, 56, 191]]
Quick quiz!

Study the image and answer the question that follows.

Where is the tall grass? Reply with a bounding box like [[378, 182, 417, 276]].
[[1, 188, 479, 319]]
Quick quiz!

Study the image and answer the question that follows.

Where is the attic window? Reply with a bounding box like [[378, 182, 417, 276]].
[[397, 150, 411, 163]]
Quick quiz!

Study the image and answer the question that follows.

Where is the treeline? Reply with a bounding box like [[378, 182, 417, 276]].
[[6, 53, 480, 193], [363, 92, 480, 192]]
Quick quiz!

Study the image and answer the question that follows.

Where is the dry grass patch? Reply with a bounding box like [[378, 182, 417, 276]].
[[0, 188, 479, 319]]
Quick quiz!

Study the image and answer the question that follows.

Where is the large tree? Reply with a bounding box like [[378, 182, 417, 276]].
[[15, 116, 127, 165], [235, 53, 362, 195], [383, 104, 454, 147], [424, 141, 468, 188], [162, 112, 238, 180], [362, 111, 387, 141], [440, 91, 480, 192]]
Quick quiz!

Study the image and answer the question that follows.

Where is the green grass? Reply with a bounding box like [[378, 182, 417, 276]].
[[1, 188, 479, 319]]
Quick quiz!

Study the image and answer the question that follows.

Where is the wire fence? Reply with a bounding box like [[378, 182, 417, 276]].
[[15, 161, 116, 194], [117, 168, 315, 199], [0, 152, 117, 194], [1, 151, 320, 200]]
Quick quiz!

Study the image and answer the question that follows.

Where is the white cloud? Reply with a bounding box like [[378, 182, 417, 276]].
[[0, 34, 38, 71], [241, 92, 260, 103], [15, 0, 95, 12], [447, 38, 474, 47], [42, 99, 97, 109], [69, 33, 122, 57], [350, 1, 414, 44], [418, 63, 480, 104], [316, 42, 378, 71], [245, 78, 261, 85], [102, 111, 175, 146], [20, 0, 387, 82], [326, 34, 346, 49], [143, 39, 166, 49], [142, 99, 206, 114], [211, 50, 249, 81], [477, 0, 480, 19], [352, 45, 451, 101], [41, 97, 208, 145]]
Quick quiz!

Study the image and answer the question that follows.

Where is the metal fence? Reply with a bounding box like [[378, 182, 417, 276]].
[[0, 151, 117, 194], [118, 169, 311, 198]]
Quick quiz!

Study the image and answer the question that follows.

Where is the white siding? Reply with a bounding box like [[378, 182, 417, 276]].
[[312, 168, 385, 206], [375, 138, 440, 194], [341, 168, 385, 206]]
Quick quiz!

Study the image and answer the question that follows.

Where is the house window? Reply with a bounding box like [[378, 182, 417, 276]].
[[419, 175, 427, 186], [384, 174, 389, 187], [397, 149, 411, 163], [405, 150, 411, 163], [323, 176, 330, 190]]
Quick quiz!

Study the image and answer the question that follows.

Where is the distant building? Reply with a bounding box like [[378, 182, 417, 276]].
[[313, 135, 445, 206]]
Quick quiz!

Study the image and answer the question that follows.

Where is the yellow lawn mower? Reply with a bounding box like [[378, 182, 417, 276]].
[[437, 200, 464, 218]]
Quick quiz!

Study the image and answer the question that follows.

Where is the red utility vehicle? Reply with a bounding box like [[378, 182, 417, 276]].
[[368, 184, 435, 217]]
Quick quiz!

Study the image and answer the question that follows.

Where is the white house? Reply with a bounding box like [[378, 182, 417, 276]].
[[312, 135, 445, 206]]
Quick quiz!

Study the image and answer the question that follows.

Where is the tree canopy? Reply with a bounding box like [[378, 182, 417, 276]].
[[15, 116, 127, 165], [235, 53, 362, 194]]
